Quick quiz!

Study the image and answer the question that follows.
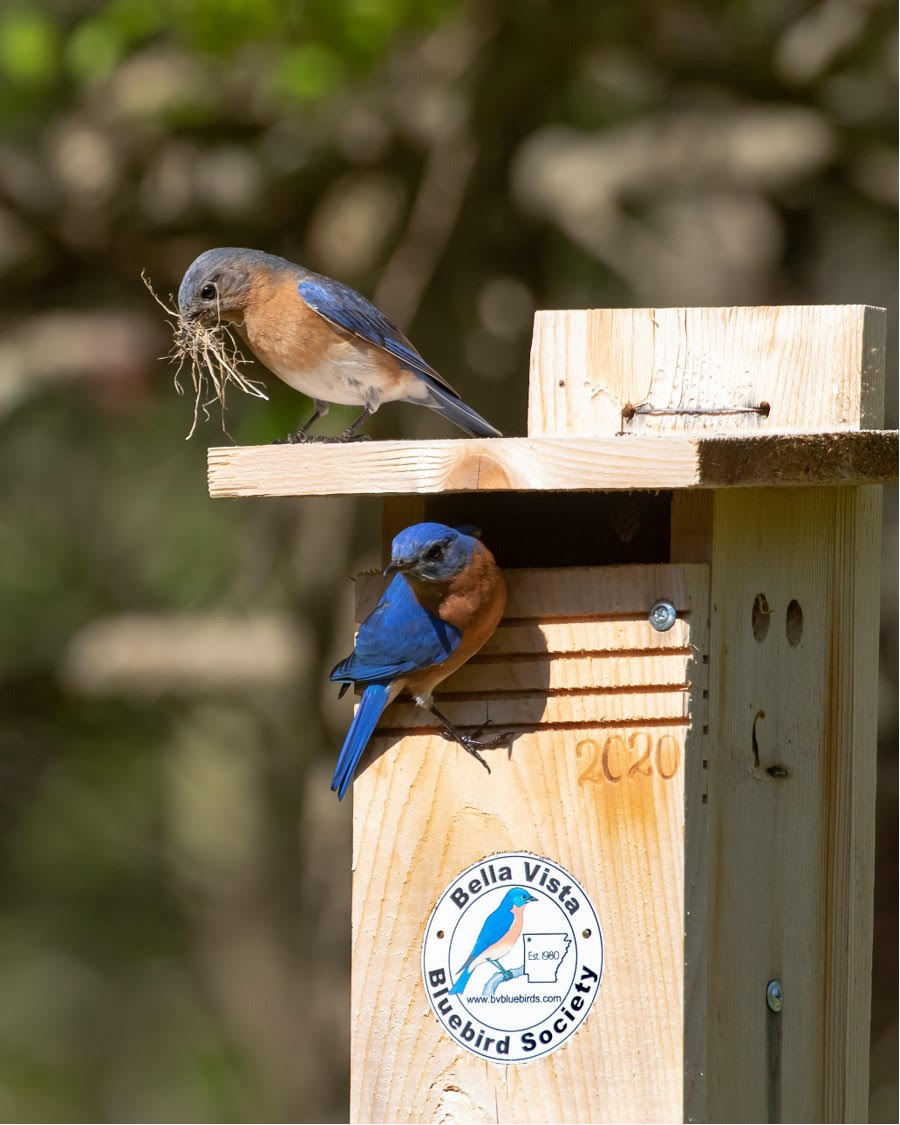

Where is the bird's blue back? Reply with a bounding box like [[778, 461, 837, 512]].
[[467, 900, 517, 961], [330, 573, 461, 685]]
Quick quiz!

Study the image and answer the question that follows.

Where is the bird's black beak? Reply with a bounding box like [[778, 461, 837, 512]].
[[384, 557, 414, 577]]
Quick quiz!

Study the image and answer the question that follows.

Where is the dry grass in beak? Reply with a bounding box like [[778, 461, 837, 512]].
[[142, 271, 268, 439]]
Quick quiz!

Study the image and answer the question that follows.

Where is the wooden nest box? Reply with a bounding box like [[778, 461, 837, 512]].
[[209, 305, 897, 1123]]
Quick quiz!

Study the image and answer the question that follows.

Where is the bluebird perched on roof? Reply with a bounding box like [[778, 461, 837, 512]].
[[329, 522, 508, 799], [449, 887, 538, 995], [177, 248, 502, 442]]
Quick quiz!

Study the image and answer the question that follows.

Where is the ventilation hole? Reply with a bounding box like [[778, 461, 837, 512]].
[[786, 599, 803, 646], [752, 593, 771, 642]]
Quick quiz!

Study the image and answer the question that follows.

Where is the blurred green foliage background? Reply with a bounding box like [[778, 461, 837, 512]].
[[0, 0, 896, 1120]]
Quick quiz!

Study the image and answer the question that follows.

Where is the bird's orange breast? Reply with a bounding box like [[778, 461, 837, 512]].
[[501, 905, 526, 949], [238, 278, 341, 376], [233, 275, 414, 405], [403, 543, 506, 697]]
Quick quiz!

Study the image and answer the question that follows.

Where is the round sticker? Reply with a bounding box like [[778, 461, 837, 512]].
[[422, 852, 604, 1063]]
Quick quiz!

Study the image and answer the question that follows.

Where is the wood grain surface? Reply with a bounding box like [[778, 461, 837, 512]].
[[207, 430, 897, 497], [349, 564, 710, 1123], [704, 486, 881, 1123], [527, 305, 886, 436]]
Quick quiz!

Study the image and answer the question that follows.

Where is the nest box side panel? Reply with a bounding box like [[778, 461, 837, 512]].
[[704, 486, 881, 1123]]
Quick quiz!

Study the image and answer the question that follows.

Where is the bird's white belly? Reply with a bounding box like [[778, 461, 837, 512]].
[[274, 346, 426, 408]]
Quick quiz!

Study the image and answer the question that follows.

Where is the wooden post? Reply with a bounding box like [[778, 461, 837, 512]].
[[206, 305, 894, 1123]]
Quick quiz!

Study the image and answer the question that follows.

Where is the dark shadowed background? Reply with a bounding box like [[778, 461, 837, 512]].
[[0, 1, 896, 1120]]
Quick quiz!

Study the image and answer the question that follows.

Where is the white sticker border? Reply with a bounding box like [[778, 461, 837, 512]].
[[421, 851, 604, 1064]]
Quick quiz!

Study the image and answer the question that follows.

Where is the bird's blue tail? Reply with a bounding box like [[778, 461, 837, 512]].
[[449, 967, 473, 995], [420, 380, 502, 438], [331, 683, 391, 800]]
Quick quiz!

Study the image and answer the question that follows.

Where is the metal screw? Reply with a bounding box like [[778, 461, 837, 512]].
[[649, 599, 677, 632], [766, 979, 783, 1013]]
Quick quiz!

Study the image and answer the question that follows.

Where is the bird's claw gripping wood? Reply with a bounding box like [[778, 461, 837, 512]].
[[433, 713, 512, 775], [455, 734, 492, 775], [275, 431, 372, 445]]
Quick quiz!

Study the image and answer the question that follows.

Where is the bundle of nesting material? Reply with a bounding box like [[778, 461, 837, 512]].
[[143, 271, 267, 438]]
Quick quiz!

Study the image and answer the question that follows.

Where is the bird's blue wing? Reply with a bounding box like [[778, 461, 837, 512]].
[[463, 905, 515, 964], [330, 574, 461, 684], [298, 276, 459, 396]]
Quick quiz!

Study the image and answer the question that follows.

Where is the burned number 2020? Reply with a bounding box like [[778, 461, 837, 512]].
[[576, 732, 681, 785]]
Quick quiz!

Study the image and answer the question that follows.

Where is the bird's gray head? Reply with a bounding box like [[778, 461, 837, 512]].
[[385, 522, 479, 583], [177, 248, 291, 324]]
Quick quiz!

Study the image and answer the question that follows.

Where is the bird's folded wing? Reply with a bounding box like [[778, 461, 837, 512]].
[[298, 276, 461, 397], [330, 575, 462, 683], [467, 907, 514, 960]]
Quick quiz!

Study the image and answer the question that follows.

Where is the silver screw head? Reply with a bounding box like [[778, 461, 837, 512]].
[[649, 599, 677, 632], [766, 979, 783, 1013]]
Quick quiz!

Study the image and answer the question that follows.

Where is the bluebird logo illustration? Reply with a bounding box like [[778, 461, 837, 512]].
[[422, 853, 604, 1063], [448, 888, 537, 995]]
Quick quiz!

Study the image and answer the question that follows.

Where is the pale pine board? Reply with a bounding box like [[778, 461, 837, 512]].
[[209, 435, 699, 495], [357, 563, 709, 622], [379, 691, 691, 730], [528, 305, 886, 436], [350, 564, 710, 1123], [207, 431, 897, 497], [669, 492, 714, 1122], [705, 486, 880, 1123], [352, 726, 689, 1124], [478, 617, 694, 656], [440, 652, 691, 694]]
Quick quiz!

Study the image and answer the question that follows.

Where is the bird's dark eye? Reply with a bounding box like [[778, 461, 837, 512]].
[[425, 543, 444, 561], [200, 283, 217, 301]]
